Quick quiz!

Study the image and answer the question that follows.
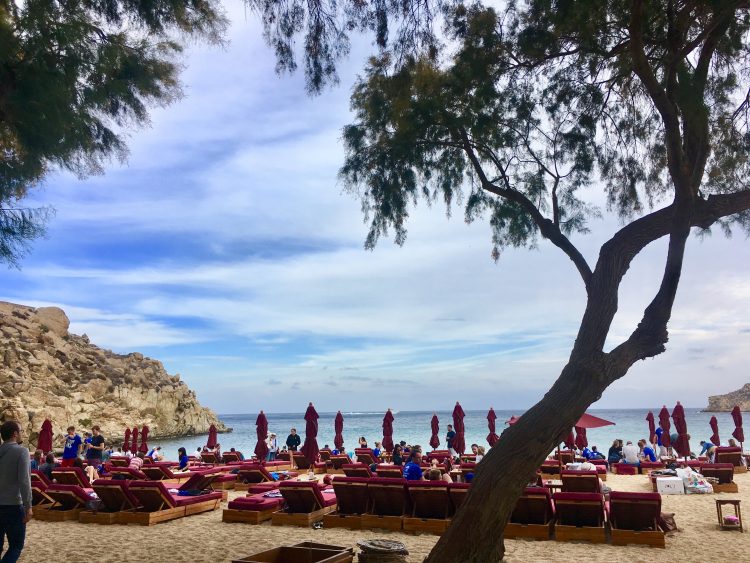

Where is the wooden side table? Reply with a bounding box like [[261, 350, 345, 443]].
[[716, 499, 743, 532]]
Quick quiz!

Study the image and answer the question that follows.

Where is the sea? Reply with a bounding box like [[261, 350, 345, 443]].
[[146, 408, 743, 458]]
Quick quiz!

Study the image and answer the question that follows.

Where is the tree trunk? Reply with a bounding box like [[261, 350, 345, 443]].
[[425, 356, 614, 563]]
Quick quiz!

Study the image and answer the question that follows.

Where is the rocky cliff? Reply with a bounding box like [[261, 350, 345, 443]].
[[0, 301, 227, 448], [706, 384, 750, 411]]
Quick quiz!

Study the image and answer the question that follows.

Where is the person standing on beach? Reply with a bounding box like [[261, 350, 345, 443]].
[[445, 425, 456, 457], [0, 420, 33, 563], [85, 426, 105, 470], [286, 428, 301, 452], [61, 426, 82, 467], [266, 433, 278, 461]]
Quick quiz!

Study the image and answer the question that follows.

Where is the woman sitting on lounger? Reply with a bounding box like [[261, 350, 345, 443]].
[[177, 447, 189, 471], [391, 445, 404, 466]]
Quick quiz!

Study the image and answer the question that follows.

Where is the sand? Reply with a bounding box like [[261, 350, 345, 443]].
[[22, 472, 750, 562]]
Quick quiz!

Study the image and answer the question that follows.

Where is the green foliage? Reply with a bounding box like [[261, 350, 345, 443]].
[[0, 0, 226, 264]]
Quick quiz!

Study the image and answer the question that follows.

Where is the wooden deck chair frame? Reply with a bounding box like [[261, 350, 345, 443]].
[[324, 479, 369, 530], [403, 483, 450, 534], [271, 484, 338, 527], [609, 494, 664, 548], [554, 495, 607, 544]]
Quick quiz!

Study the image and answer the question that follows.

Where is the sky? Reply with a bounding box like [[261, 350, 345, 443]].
[[3, 5, 750, 415]]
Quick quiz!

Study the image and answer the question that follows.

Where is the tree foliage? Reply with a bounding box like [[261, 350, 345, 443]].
[[0, 0, 226, 264]]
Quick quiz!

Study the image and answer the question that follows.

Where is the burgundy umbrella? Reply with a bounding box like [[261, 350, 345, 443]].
[[300, 402, 320, 463], [658, 406, 672, 448], [124, 428, 131, 451], [37, 419, 53, 454], [486, 408, 499, 447], [709, 416, 721, 446], [334, 411, 344, 450], [255, 411, 269, 460], [139, 426, 150, 453], [564, 430, 576, 449], [382, 409, 395, 453], [131, 426, 138, 454], [575, 413, 615, 429], [206, 424, 218, 449], [731, 405, 744, 444], [429, 414, 440, 450], [574, 426, 588, 450], [672, 402, 690, 458], [646, 411, 656, 444], [452, 402, 466, 455]]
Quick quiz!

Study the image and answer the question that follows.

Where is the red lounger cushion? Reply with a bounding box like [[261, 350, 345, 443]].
[[228, 493, 284, 511], [609, 490, 661, 504], [614, 463, 637, 475], [279, 481, 337, 508], [129, 480, 222, 508], [46, 484, 93, 507]]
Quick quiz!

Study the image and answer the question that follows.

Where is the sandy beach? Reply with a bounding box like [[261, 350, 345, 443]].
[[22, 471, 749, 562]]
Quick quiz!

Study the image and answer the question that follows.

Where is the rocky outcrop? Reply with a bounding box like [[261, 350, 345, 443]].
[[706, 384, 750, 412], [0, 301, 227, 449]]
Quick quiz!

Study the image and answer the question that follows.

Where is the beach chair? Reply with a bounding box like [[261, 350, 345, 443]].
[[292, 452, 328, 474], [236, 463, 297, 492], [459, 462, 477, 478], [448, 482, 470, 516], [355, 448, 377, 465], [505, 487, 555, 540], [715, 447, 746, 473], [324, 476, 370, 529], [375, 465, 403, 479], [553, 492, 607, 543], [540, 461, 562, 478], [319, 449, 333, 462], [330, 455, 352, 471], [271, 481, 338, 527], [222, 451, 241, 463], [35, 484, 92, 522], [31, 477, 54, 507], [561, 470, 601, 494], [223, 492, 285, 524], [109, 466, 149, 481], [140, 464, 198, 483], [80, 479, 141, 524], [426, 450, 451, 464], [361, 477, 408, 531], [701, 463, 738, 493], [51, 467, 91, 488], [343, 463, 373, 478], [200, 452, 218, 464], [109, 456, 129, 467], [403, 481, 451, 534], [121, 480, 223, 525], [609, 491, 665, 547]]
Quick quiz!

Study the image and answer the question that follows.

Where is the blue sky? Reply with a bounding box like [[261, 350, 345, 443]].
[[3, 6, 750, 414]]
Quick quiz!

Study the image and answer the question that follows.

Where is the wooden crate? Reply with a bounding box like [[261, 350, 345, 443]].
[[118, 506, 186, 525], [611, 529, 665, 548], [402, 517, 449, 535], [504, 522, 552, 540], [271, 505, 337, 527], [322, 513, 362, 530], [361, 514, 403, 531], [223, 508, 279, 524], [34, 506, 83, 522], [79, 511, 120, 525], [554, 524, 607, 543]]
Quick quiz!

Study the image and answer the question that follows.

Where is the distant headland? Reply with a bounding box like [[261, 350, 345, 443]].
[[705, 383, 750, 412]]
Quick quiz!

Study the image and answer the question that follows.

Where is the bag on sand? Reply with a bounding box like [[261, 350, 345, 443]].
[[658, 512, 679, 533]]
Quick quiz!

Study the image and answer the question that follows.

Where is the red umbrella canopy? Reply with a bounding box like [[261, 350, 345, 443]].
[[731, 406, 744, 443], [564, 430, 576, 449], [139, 426, 150, 453], [574, 426, 588, 450], [300, 402, 320, 463], [206, 424, 218, 448], [124, 428, 131, 451], [130, 426, 138, 454], [429, 414, 440, 449], [646, 412, 656, 444], [658, 406, 672, 448], [671, 402, 690, 457], [709, 416, 721, 446], [382, 409, 395, 452], [334, 411, 344, 450], [452, 402, 466, 455], [255, 411, 269, 460], [37, 419, 53, 453], [575, 412, 615, 429], [486, 408, 499, 447]]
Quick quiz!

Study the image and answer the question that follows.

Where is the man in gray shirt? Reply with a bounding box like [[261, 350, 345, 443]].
[[0, 420, 32, 563]]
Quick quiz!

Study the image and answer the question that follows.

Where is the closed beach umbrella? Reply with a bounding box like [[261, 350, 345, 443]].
[[301, 402, 320, 463], [574, 426, 588, 450], [124, 428, 131, 451], [334, 411, 344, 450], [382, 409, 395, 453], [452, 402, 466, 455], [731, 405, 744, 444], [646, 411, 656, 444], [564, 430, 576, 449], [486, 408, 499, 447], [255, 411, 269, 460], [131, 426, 138, 454], [709, 416, 721, 446], [672, 402, 690, 458], [429, 414, 440, 450], [658, 406, 672, 448], [139, 426, 149, 453], [37, 419, 53, 454], [206, 424, 218, 448]]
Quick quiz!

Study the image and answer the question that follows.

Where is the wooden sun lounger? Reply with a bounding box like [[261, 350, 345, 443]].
[[505, 487, 554, 540], [34, 484, 92, 522], [80, 480, 141, 525], [361, 477, 408, 531], [701, 463, 739, 493], [271, 481, 338, 527], [609, 491, 665, 548], [553, 492, 607, 544], [121, 480, 222, 525], [403, 481, 451, 534], [324, 476, 370, 530], [223, 493, 285, 524]]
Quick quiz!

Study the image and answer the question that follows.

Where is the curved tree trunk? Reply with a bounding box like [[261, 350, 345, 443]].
[[425, 356, 614, 562]]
